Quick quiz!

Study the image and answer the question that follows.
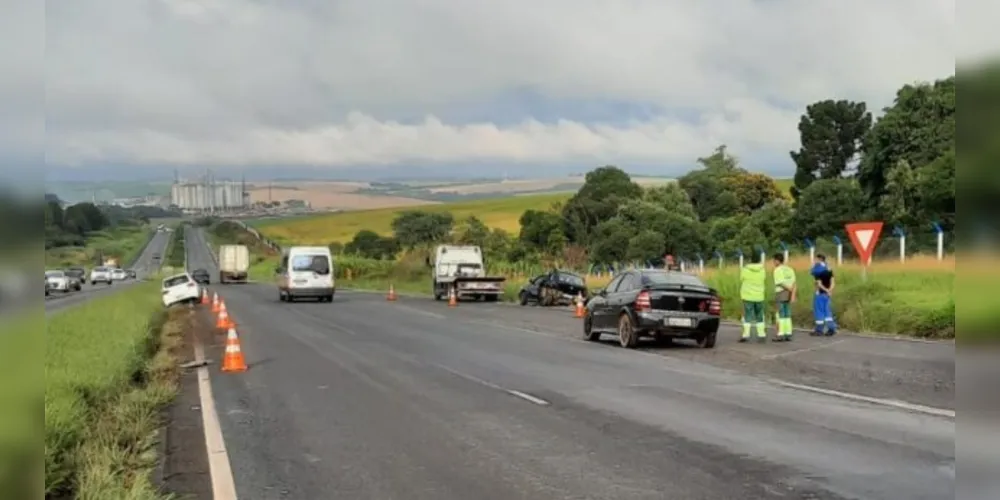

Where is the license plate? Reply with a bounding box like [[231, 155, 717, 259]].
[[293, 279, 307, 284], [665, 317, 693, 328]]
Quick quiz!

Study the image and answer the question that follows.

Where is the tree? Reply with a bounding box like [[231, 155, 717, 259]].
[[518, 210, 563, 250], [677, 145, 749, 221], [626, 230, 666, 263], [790, 178, 865, 240], [858, 77, 955, 208], [345, 230, 399, 259], [789, 99, 872, 199], [391, 210, 454, 248], [587, 218, 632, 264], [452, 216, 491, 246], [722, 172, 784, 214], [879, 159, 919, 228], [749, 199, 794, 248], [561, 166, 642, 244], [642, 183, 697, 219]]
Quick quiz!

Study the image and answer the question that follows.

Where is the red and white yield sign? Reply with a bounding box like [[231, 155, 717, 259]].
[[845, 222, 884, 265]]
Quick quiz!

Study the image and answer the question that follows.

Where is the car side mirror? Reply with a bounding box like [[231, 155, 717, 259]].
[[424, 256, 432, 268]]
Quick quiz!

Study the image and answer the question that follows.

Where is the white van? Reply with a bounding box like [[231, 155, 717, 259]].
[[276, 246, 335, 302]]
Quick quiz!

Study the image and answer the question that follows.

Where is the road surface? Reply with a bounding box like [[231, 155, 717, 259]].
[[44, 230, 171, 315], [180, 227, 954, 500]]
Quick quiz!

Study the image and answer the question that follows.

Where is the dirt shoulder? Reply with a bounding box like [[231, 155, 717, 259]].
[[158, 307, 214, 499]]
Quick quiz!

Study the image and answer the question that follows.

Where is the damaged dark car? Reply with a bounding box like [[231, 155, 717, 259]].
[[518, 270, 589, 306]]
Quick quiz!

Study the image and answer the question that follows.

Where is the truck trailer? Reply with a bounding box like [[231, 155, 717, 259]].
[[428, 245, 506, 301], [218, 244, 250, 284]]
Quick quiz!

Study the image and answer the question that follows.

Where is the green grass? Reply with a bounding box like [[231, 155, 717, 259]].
[[0, 309, 44, 498], [254, 192, 571, 244], [45, 282, 183, 499], [46, 225, 153, 269]]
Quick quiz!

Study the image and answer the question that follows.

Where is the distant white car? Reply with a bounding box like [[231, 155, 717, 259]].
[[90, 267, 113, 285], [45, 270, 72, 293], [111, 268, 127, 281], [161, 273, 201, 307]]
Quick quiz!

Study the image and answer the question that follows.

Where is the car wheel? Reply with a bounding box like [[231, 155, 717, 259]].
[[90, 281, 95, 286], [617, 313, 638, 348], [278, 290, 286, 302], [583, 311, 601, 341], [696, 331, 718, 349], [327, 294, 334, 303], [519, 291, 529, 306]]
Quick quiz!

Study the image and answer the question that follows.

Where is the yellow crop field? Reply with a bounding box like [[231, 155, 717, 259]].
[[256, 192, 572, 244]]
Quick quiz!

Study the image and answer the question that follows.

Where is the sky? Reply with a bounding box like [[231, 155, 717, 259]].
[[2, 0, 980, 181]]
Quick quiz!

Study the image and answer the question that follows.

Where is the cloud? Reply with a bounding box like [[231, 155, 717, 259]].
[[30, 0, 963, 171]]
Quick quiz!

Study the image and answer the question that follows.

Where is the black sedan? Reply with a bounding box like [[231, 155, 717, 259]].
[[518, 270, 588, 306], [64, 267, 85, 291], [191, 268, 211, 285], [583, 269, 721, 349]]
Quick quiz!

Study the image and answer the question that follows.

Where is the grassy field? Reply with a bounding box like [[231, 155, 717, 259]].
[[45, 282, 184, 499], [254, 192, 572, 244], [45, 225, 152, 269]]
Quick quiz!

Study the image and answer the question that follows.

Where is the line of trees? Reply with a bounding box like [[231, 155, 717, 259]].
[[337, 75, 955, 266], [44, 195, 178, 249]]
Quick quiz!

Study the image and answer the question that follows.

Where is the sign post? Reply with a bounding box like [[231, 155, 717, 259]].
[[845, 222, 884, 282]]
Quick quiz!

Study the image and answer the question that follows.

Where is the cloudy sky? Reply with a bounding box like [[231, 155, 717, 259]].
[[6, 0, 975, 180]]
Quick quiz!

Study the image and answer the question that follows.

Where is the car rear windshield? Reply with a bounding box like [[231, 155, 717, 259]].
[[46, 271, 64, 277], [163, 275, 190, 288], [94, 267, 107, 272], [292, 255, 331, 275], [641, 271, 709, 289], [555, 273, 585, 287]]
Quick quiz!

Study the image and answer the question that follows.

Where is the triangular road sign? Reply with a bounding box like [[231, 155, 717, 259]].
[[845, 222, 884, 265]]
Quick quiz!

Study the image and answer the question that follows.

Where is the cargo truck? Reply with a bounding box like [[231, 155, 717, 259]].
[[218, 244, 250, 284], [427, 245, 506, 302]]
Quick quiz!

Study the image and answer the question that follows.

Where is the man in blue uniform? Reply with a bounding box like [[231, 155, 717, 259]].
[[810, 254, 837, 336]]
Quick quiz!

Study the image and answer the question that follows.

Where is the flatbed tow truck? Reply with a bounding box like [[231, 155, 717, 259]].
[[428, 245, 506, 302]]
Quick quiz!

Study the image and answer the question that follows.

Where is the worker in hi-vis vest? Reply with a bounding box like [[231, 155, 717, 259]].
[[738, 252, 767, 342], [771, 253, 797, 342]]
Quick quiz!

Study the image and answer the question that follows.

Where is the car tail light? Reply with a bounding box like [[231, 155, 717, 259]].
[[708, 296, 721, 315], [635, 291, 651, 312]]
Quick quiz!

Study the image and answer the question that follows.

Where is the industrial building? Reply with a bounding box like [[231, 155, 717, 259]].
[[170, 172, 249, 212]]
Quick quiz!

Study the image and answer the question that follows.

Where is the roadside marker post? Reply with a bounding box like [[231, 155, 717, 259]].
[[735, 248, 744, 268], [893, 226, 906, 263], [932, 223, 944, 261], [714, 250, 723, 269], [804, 238, 815, 263], [779, 241, 789, 264], [832, 236, 843, 265], [845, 222, 884, 282]]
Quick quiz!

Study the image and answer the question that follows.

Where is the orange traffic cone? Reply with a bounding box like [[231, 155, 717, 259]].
[[211, 292, 220, 313], [448, 287, 457, 307], [216, 308, 230, 329], [387, 284, 397, 301], [574, 292, 585, 318], [221, 327, 248, 372], [201, 289, 209, 305]]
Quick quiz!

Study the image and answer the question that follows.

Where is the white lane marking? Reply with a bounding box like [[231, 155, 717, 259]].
[[193, 334, 239, 499], [771, 379, 955, 419], [392, 304, 446, 319], [506, 390, 550, 406], [431, 363, 549, 406], [759, 339, 847, 360]]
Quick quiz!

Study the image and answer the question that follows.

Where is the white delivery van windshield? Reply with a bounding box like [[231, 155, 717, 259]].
[[292, 254, 331, 274]]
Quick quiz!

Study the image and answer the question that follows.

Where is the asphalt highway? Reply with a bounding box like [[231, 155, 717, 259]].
[[185, 227, 954, 500], [44, 230, 171, 315]]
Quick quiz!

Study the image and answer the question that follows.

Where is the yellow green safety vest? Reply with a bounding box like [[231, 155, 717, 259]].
[[740, 263, 766, 302], [773, 264, 796, 293]]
